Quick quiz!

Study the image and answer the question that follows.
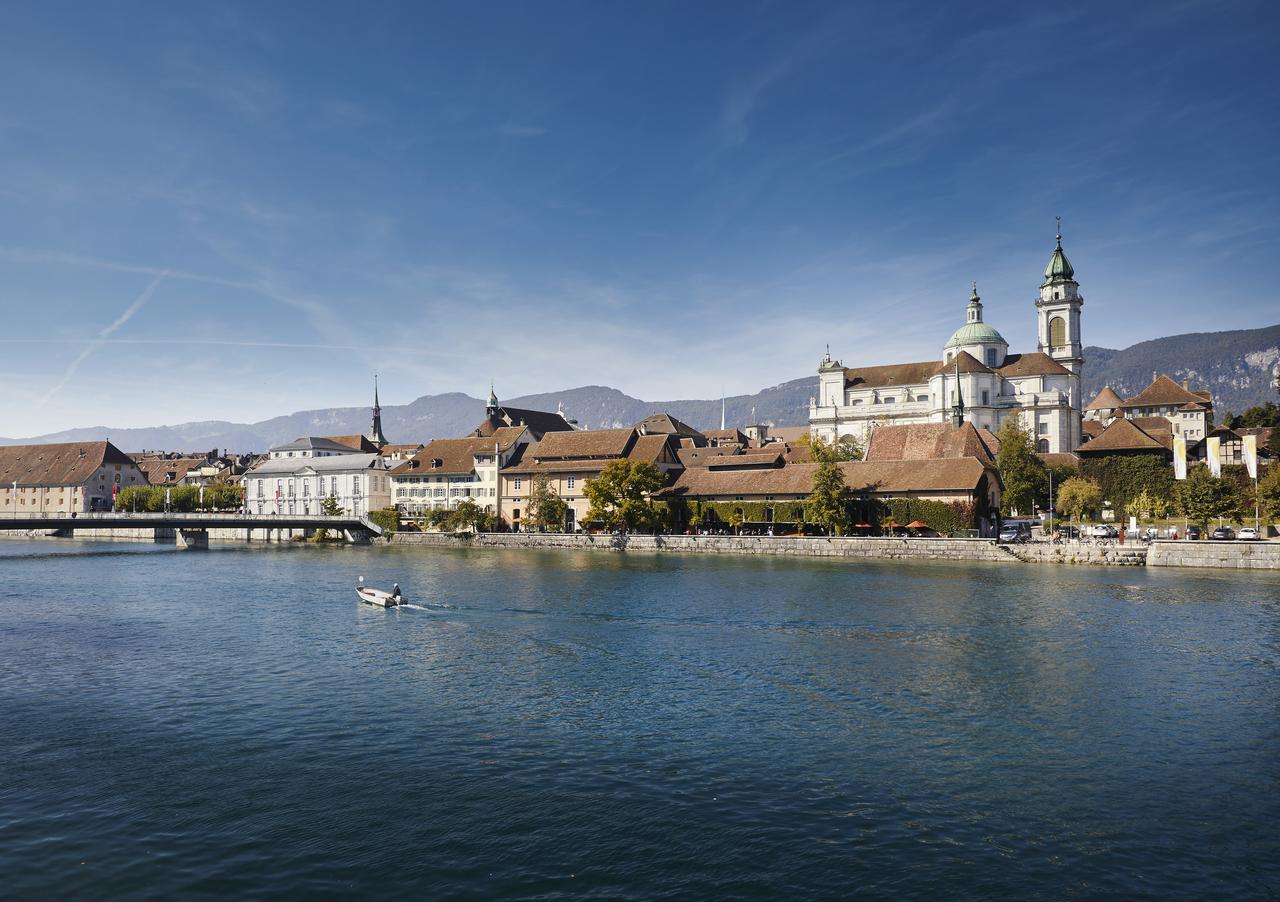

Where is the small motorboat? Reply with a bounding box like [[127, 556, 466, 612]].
[[356, 577, 404, 608], [357, 586, 402, 607]]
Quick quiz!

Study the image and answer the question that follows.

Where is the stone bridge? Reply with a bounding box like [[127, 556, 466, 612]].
[[0, 512, 383, 547]]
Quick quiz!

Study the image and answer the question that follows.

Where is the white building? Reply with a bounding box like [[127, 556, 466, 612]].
[[389, 426, 531, 519], [810, 230, 1084, 454], [245, 440, 390, 516]]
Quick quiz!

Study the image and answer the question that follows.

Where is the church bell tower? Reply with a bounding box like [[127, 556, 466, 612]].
[[1036, 219, 1084, 375]]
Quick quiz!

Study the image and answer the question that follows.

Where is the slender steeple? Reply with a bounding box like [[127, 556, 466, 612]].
[[366, 374, 388, 448], [487, 382, 499, 413], [950, 358, 965, 427]]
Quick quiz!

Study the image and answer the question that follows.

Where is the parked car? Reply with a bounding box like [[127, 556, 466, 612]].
[[1056, 525, 1081, 540], [1090, 524, 1117, 538], [998, 524, 1030, 544], [1210, 526, 1235, 541], [1237, 527, 1259, 541], [1185, 525, 1202, 540]]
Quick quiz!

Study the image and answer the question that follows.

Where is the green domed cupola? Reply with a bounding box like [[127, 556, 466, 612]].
[[1043, 223, 1074, 283], [944, 281, 1007, 351]]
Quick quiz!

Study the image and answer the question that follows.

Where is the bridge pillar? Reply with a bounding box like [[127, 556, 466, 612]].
[[176, 528, 209, 550], [343, 528, 372, 545]]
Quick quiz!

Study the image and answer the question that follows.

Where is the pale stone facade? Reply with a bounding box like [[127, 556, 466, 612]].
[[811, 233, 1085, 454], [246, 448, 390, 517]]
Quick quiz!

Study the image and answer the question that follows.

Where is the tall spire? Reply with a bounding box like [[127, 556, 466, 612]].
[[487, 382, 498, 411], [365, 374, 388, 448]]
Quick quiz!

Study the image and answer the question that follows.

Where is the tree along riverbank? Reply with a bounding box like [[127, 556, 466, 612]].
[[388, 531, 1280, 570]]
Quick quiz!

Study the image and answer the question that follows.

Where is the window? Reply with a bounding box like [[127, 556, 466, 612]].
[[1048, 316, 1067, 347], [512, 508, 520, 520], [986, 348, 997, 367], [352, 476, 361, 495], [981, 391, 989, 405], [514, 477, 522, 491], [330, 477, 338, 495], [917, 395, 928, 403], [256, 481, 264, 498], [567, 476, 576, 490], [1037, 439, 1050, 453], [883, 397, 896, 404], [1038, 422, 1049, 434]]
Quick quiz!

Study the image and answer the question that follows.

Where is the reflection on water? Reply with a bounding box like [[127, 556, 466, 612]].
[[1, 540, 1278, 898]]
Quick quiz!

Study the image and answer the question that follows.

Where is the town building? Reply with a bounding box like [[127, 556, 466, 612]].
[[500, 427, 682, 531], [0, 441, 147, 514], [245, 436, 390, 515], [1075, 417, 1174, 461], [811, 230, 1085, 454], [388, 392, 577, 523], [663, 457, 1001, 532], [390, 426, 530, 520], [1083, 374, 1213, 442]]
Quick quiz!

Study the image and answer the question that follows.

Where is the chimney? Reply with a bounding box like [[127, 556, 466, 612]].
[[1182, 379, 1189, 390]]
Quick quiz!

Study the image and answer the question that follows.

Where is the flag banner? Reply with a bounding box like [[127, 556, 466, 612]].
[[1206, 435, 1221, 478], [1173, 435, 1187, 480], [1243, 434, 1258, 480]]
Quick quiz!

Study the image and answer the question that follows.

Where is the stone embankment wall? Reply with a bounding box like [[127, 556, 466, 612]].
[[1148, 540, 1280, 570], [1003, 542, 1150, 566], [391, 532, 1280, 571], [391, 531, 1013, 562]]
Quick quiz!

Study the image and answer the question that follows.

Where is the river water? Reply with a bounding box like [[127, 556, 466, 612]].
[[2, 540, 1278, 898]]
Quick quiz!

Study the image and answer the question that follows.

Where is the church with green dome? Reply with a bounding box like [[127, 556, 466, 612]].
[[811, 228, 1084, 454]]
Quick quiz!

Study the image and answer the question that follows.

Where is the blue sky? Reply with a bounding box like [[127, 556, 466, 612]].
[[1, 1, 1277, 435]]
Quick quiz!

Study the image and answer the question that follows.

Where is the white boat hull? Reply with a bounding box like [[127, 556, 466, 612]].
[[357, 587, 401, 608]]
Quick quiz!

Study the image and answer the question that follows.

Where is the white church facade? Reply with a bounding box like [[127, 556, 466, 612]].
[[810, 230, 1085, 454]]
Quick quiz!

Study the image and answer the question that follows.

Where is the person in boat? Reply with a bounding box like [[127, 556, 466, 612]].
[[392, 582, 402, 601]]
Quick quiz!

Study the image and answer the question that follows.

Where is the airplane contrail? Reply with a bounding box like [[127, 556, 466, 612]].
[[38, 270, 169, 404]]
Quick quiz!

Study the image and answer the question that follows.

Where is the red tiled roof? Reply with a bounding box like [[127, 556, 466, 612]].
[[995, 352, 1071, 377], [1076, 418, 1170, 454], [136, 457, 207, 484], [1085, 386, 1124, 410], [390, 428, 525, 477], [1121, 375, 1211, 409], [864, 422, 996, 466], [323, 434, 379, 453], [0, 441, 137, 486], [843, 361, 938, 389], [933, 351, 992, 375]]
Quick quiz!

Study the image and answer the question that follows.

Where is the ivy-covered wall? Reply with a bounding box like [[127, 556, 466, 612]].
[[660, 495, 981, 536], [1079, 454, 1177, 513]]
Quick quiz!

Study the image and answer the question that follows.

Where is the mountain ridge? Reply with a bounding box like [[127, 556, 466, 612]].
[[4, 324, 1277, 453]]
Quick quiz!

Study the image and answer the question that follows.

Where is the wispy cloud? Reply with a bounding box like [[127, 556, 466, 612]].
[[39, 271, 169, 403]]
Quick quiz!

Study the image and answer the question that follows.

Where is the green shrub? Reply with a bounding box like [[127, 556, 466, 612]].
[[367, 508, 401, 533]]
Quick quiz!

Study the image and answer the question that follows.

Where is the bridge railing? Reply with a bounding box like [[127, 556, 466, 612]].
[[2, 511, 370, 523]]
